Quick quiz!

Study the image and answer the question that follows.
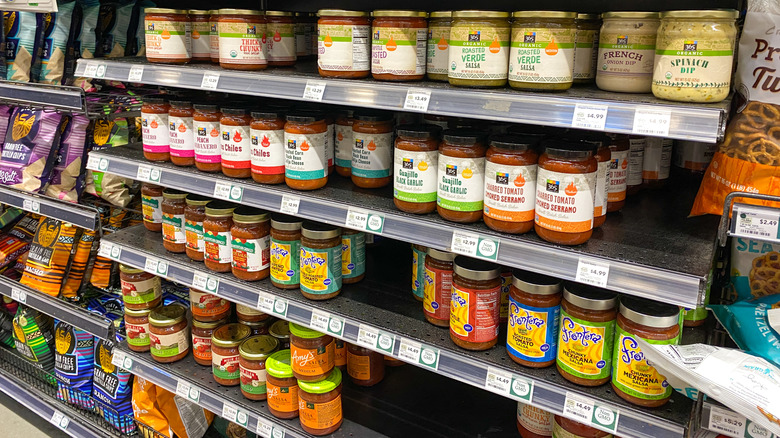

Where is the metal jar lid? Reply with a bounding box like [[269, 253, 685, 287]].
[[427, 248, 456, 262], [189, 9, 210, 15], [233, 207, 270, 224], [124, 307, 153, 317], [372, 10, 428, 18], [271, 213, 303, 231], [239, 335, 279, 360], [149, 304, 187, 326], [512, 11, 576, 19], [162, 189, 187, 200], [512, 270, 561, 296], [185, 194, 212, 207], [619, 296, 680, 328], [205, 201, 236, 218], [563, 283, 618, 311], [661, 9, 738, 19], [601, 11, 660, 20], [301, 221, 341, 240], [453, 256, 500, 281], [576, 13, 600, 20], [265, 11, 293, 17], [212, 323, 252, 348], [430, 11, 452, 19], [269, 320, 291, 340], [453, 10, 510, 19], [145, 8, 189, 14], [119, 264, 144, 275], [218, 9, 263, 16], [317, 9, 369, 17], [192, 318, 228, 330]]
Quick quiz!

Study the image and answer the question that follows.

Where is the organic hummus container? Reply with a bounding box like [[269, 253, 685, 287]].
[[508, 11, 577, 91], [448, 11, 510, 87], [596, 12, 660, 93]]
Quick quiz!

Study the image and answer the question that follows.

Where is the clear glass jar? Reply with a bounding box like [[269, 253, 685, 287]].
[[596, 12, 660, 93], [145, 9, 192, 64], [189, 288, 231, 322], [185, 194, 211, 261], [284, 113, 328, 190], [427, 11, 452, 81], [394, 124, 441, 214], [573, 13, 600, 84], [212, 323, 252, 386], [334, 109, 354, 177], [266, 350, 300, 419], [142, 183, 164, 232], [269, 320, 291, 350], [149, 304, 190, 363], [346, 343, 385, 387], [317, 10, 371, 78], [220, 107, 252, 179], [297, 368, 343, 436], [371, 10, 428, 81], [250, 110, 286, 184], [271, 214, 302, 289], [423, 248, 455, 327], [192, 318, 228, 366], [448, 11, 510, 87], [483, 135, 539, 234], [341, 229, 365, 284], [218, 9, 267, 70], [142, 97, 170, 162], [125, 307, 152, 352], [189, 10, 211, 62], [437, 130, 487, 223], [266, 11, 297, 66], [300, 222, 342, 300], [231, 207, 271, 281], [120, 264, 162, 310], [506, 270, 562, 367], [450, 257, 502, 351], [194, 104, 222, 172], [239, 335, 279, 400], [289, 323, 335, 381], [508, 11, 577, 91], [169, 100, 195, 166], [203, 201, 236, 272], [162, 190, 187, 253], [351, 111, 394, 189]]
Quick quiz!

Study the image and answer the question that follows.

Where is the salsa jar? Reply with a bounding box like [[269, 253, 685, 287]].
[[352, 111, 394, 188], [334, 109, 354, 177], [517, 403, 554, 438], [371, 10, 428, 81], [508, 11, 577, 91], [335, 339, 346, 370], [673, 140, 716, 174], [239, 335, 280, 400], [394, 124, 440, 214], [573, 14, 600, 84], [185, 194, 211, 261], [221, 107, 252, 178], [554, 415, 611, 438], [142, 96, 170, 162], [285, 113, 328, 190], [300, 222, 342, 300], [450, 256, 502, 351], [627, 135, 646, 195], [342, 229, 365, 284], [266, 350, 300, 419], [203, 201, 236, 272], [271, 214, 302, 289], [169, 100, 195, 166], [290, 323, 335, 381], [192, 318, 227, 366], [270, 320, 291, 350], [500, 269, 512, 324], [190, 288, 231, 322], [125, 307, 152, 352], [194, 104, 222, 172], [591, 138, 611, 228], [317, 10, 371, 78], [189, 10, 211, 62], [325, 115, 335, 174], [212, 323, 252, 386], [411, 244, 428, 301], [607, 135, 628, 212], [643, 138, 673, 187], [149, 304, 190, 363], [346, 343, 385, 387], [231, 207, 271, 281], [120, 264, 162, 310], [251, 110, 286, 184], [266, 11, 296, 66], [236, 303, 270, 323], [218, 9, 268, 70], [141, 183, 164, 232], [295, 13, 309, 59], [423, 248, 455, 327], [298, 367, 343, 436], [596, 12, 660, 93], [241, 318, 272, 336], [145, 9, 192, 64], [162, 190, 187, 253], [556, 284, 617, 386], [448, 11, 510, 87], [437, 130, 487, 223], [209, 10, 220, 63], [427, 11, 452, 81], [507, 270, 562, 367], [483, 135, 539, 234], [534, 140, 597, 246], [612, 296, 680, 407]]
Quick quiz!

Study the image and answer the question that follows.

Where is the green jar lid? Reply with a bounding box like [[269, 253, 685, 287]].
[[266, 349, 293, 378], [298, 367, 342, 394], [289, 322, 327, 339], [239, 335, 279, 361]]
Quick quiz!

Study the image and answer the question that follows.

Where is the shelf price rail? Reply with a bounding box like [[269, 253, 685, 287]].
[[0, 185, 101, 231]]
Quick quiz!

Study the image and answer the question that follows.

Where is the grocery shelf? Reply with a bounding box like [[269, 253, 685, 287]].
[[102, 226, 698, 438], [75, 57, 729, 143], [89, 145, 718, 308], [0, 81, 86, 112], [0, 186, 101, 230], [700, 400, 777, 438]]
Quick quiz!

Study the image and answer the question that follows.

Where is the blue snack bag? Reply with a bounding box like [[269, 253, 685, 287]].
[[54, 320, 95, 409], [709, 295, 780, 368], [92, 338, 135, 433]]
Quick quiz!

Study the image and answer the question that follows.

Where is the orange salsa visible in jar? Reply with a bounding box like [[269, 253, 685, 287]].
[[189, 10, 211, 62], [194, 104, 222, 173], [168, 100, 195, 166], [423, 248, 456, 327], [125, 307, 153, 352], [266, 11, 297, 66], [142, 96, 170, 162], [351, 111, 394, 188], [346, 343, 385, 387], [145, 9, 192, 64], [483, 135, 539, 234], [250, 111, 286, 184], [162, 190, 188, 253], [266, 350, 300, 419], [189, 287, 231, 322], [607, 134, 628, 212], [290, 323, 335, 382], [231, 207, 271, 281], [221, 107, 252, 178], [371, 10, 428, 81], [120, 264, 162, 310], [317, 10, 371, 78], [239, 335, 279, 400], [517, 403, 554, 438], [149, 304, 190, 363], [192, 318, 227, 366], [297, 368, 343, 436], [141, 183, 164, 232], [185, 194, 211, 261], [589, 137, 611, 228], [450, 257, 502, 351], [212, 323, 252, 386], [218, 9, 268, 70], [394, 125, 441, 214], [203, 202, 236, 272], [506, 270, 562, 368], [210, 10, 220, 63], [236, 303, 270, 323], [437, 130, 488, 223], [284, 113, 328, 190], [334, 109, 354, 177], [554, 415, 612, 438]]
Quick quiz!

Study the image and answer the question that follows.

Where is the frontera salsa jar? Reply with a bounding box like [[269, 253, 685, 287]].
[[120, 264, 162, 310], [334, 109, 354, 176], [300, 222, 342, 300], [142, 183, 163, 232], [411, 244, 427, 301], [218, 9, 267, 70], [554, 416, 611, 438], [483, 135, 539, 234], [162, 190, 187, 253], [423, 248, 455, 327], [239, 335, 279, 400], [190, 10, 211, 62], [508, 11, 577, 91], [194, 104, 222, 172], [271, 214, 302, 289], [142, 96, 170, 161], [612, 296, 680, 407], [290, 323, 335, 382], [149, 304, 190, 363], [371, 10, 428, 81], [125, 308, 152, 352], [185, 194, 211, 261], [317, 10, 371, 78], [266, 11, 297, 66], [437, 130, 487, 223], [221, 107, 252, 178], [346, 343, 385, 386], [189, 288, 231, 322], [448, 11, 510, 87], [285, 113, 328, 190], [507, 270, 562, 367], [596, 12, 660, 93], [298, 368, 343, 436], [212, 323, 252, 386], [231, 207, 271, 281], [352, 111, 394, 188], [341, 229, 365, 284], [145, 9, 192, 64], [169, 100, 195, 166], [204, 201, 236, 272], [192, 318, 227, 366], [266, 350, 300, 419], [427, 11, 452, 81], [394, 124, 440, 214], [251, 110, 286, 184], [450, 256, 502, 351]]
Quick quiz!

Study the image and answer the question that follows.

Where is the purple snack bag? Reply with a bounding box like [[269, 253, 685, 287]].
[[46, 114, 88, 202], [0, 108, 63, 193], [0, 106, 14, 144]]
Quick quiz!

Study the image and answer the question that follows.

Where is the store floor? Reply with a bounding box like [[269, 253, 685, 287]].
[[0, 391, 68, 437]]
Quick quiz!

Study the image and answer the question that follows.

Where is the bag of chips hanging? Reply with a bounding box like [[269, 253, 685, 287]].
[[46, 114, 89, 202], [96, 0, 133, 58], [93, 338, 136, 434], [38, 1, 77, 84], [7, 214, 41, 241], [0, 108, 64, 193], [20, 216, 81, 296], [13, 305, 56, 372], [61, 229, 96, 299], [4, 12, 44, 82], [54, 320, 95, 409]]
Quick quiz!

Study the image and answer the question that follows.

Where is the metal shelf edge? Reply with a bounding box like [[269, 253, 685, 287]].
[[0, 81, 86, 112], [0, 186, 101, 231]]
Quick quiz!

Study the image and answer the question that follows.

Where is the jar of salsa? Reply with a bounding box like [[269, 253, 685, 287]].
[[190, 287, 231, 322], [427, 11, 452, 81], [266, 350, 300, 419], [437, 130, 487, 223], [239, 335, 279, 400], [573, 14, 600, 84], [423, 248, 455, 327], [266, 11, 296, 66], [335, 339, 346, 370], [612, 296, 680, 407], [573, 133, 611, 227], [192, 318, 227, 366], [642, 138, 672, 188], [145, 9, 192, 64], [190, 10, 211, 62], [297, 367, 343, 436], [220, 107, 252, 178], [212, 323, 252, 386], [149, 304, 190, 363], [295, 13, 309, 59], [411, 244, 427, 301], [218, 9, 268, 70], [185, 194, 211, 261], [554, 415, 611, 438], [204, 201, 236, 272], [141, 183, 163, 232], [241, 318, 272, 336], [507, 270, 562, 367], [231, 207, 271, 281], [209, 10, 220, 63], [162, 190, 187, 253], [607, 134, 628, 212], [300, 222, 342, 300], [448, 11, 510, 87], [142, 96, 170, 162], [236, 303, 269, 323], [125, 307, 152, 352], [271, 214, 302, 289], [285, 113, 328, 190], [290, 323, 335, 381], [508, 11, 577, 91], [169, 100, 195, 166], [346, 343, 385, 386], [371, 10, 428, 81], [500, 269, 512, 324], [250, 110, 286, 184], [535, 140, 597, 246], [627, 135, 646, 195], [334, 109, 354, 177], [450, 256, 502, 351], [483, 135, 539, 234], [341, 229, 365, 284], [194, 104, 222, 172], [517, 403, 554, 438], [120, 264, 162, 310], [317, 10, 371, 78], [351, 111, 394, 188], [424, 114, 450, 130], [270, 320, 291, 350], [394, 124, 440, 214]]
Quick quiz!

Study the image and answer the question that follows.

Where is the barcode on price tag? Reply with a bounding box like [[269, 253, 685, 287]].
[[632, 108, 672, 137], [136, 164, 161, 183], [302, 80, 327, 101], [564, 392, 619, 433], [201, 72, 220, 90], [451, 231, 499, 261], [50, 411, 69, 430], [128, 65, 144, 82], [484, 367, 512, 394], [571, 104, 608, 130], [345, 208, 385, 234], [732, 204, 780, 241], [398, 338, 439, 370], [222, 403, 248, 427], [22, 199, 40, 213], [175, 380, 201, 403], [11, 288, 26, 304], [709, 406, 747, 438], [213, 182, 243, 202], [257, 418, 286, 438], [280, 195, 300, 215], [144, 258, 169, 277], [83, 63, 98, 78], [357, 324, 394, 354], [403, 89, 431, 112], [575, 258, 610, 288]]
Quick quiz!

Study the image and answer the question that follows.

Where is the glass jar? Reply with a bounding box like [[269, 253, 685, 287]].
[[210, 10, 220, 63], [591, 139, 611, 228], [185, 194, 211, 261], [190, 288, 231, 322], [295, 13, 309, 59], [411, 244, 427, 301], [221, 107, 252, 179], [300, 222, 342, 300], [218, 9, 268, 70], [427, 11, 452, 81], [325, 115, 335, 175], [483, 135, 539, 234], [424, 114, 450, 130], [270, 320, 291, 350], [341, 229, 365, 284], [607, 135, 628, 212], [627, 135, 646, 195], [125, 307, 152, 352], [169, 100, 195, 166], [271, 214, 302, 289], [371, 10, 428, 81], [212, 323, 252, 386], [596, 12, 661, 93], [120, 264, 162, 310], [351, 111, 394, 188], [508, 11, 577, 91], [236, 303, 270, 323], [334, 109, 354, 177], [162, 190, 187, 253], [535, 140, 597, 246], [384, 356, 404, 367], [673, 140, 716, 174], [448, 11, 510, 87], [266, 11, 296, 66], [437, 129, 487, 223], [500, 269, 512, 324], [335, 339, 346, 370], [284, 113, 328, 190], [266, 350, 300, 419], [289, 322, 335, 381], [192, 318, 227, 366], [507, 270, 562, 367], [642, 138, 673, 188], [612, 296, 680, 407], [423, 248, 455, 327], [203, 201, 236, 272], [141, 183, 164, 232], [239, 335, 280, 400], [554, 416, 611, 438], [189, 10, 211, 62], [317, 10, 371, 78], [450, 256, 502, 351], [573, 13, 600, 84], [149, 304, 190, 363], [142, 96, 170, 162], [297, 368, 343, 436], [194, 104, 222, 172], [145, 9, 192, 64], [517, 403, 554, 438], [394, 124, 440, 214], [231, 207, 271, 281], [346, 343, 385, 387], [241, 316, 273, 335], [250, 110, 286, 184]]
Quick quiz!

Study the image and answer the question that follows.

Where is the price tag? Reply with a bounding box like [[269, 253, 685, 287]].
[[22, 199, 40, 213], [191, 273, 218, 293], [508, 376, 534, 402], [571, 104, 609, 131], [95, 64, 107, 78], [98, 242, 122, 260], [175, 380, 201, 403], [709, 406, 747, 438], [484, 367, 512, 395], [128, 65, 144, 82], [86, 155, 101, 171], [50, 411, 69, 431], [256, 418, 286, 438], [257, 294, 288, 318], [302, 80, 327, 101], [733, 205, 780, 241], [213, 181, 243, 202], [201, 72, 220, 90], [563, 392, 619, 433], [309, 311, 344, 337], [398, 338, 439, 370], [345, 208, 385, 234], [144, 257, 169, 277], [632, 108, 672, 137], [451, 231, 500, 261], [575, 258, 610, 288], [280, 195, 300, 215], [221, 403, 248, 427], [83, 63, 98, 78], [111, 350, 133, 370], [746, 421, 774, 438], [356, 324, 395, 354], [403, 89, 431, 112], [11, 287, 26, 304], [136, 164, 161, 183]]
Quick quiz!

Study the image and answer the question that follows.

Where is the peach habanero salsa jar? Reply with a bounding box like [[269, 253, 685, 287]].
[[317, 10, 371, 78], [149, 304, 190, 363], [141, 96, 170, 162], [193, 104, 222, 172]]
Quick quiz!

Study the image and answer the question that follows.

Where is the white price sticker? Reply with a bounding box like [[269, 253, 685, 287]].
[[22, 199, 40, 213], [86, 155, 101, 171], [280, 195, 300, 215], [50, 411, 69, 431], [398, 338, 439, 370], [201, 72, 220, 90], [450, 231, 499, 261], [356, 324, 395, 354], [98, 242, 112, 258], [192, 272, 208, 290], [111, 350, 133, 370], [632, 108, 672, 137], [484, 367, 512, 395], [128, 65, 144, 82], [733, 205, 780, 241], [563, 392, 619, 433], [175, 380, 201, 403], [11, 287, 26, 304], [213, 181, 243, 202], [222, 403, 248, 427], [572, 103, 609, 131], [403, 89, 431, 112], [144, 257, 169, 277], [83, 63, 98, 78], [256, 418, 286, 438], [575, 258, 610, 288], [257, 294, 288, 318], [709, 406, 747, 438], [310, 311, 329, 332], [302, 80, 327, 101], [345, 208, 385, 234], [95, 64, 107, 78], [136, 164, 161, 183]]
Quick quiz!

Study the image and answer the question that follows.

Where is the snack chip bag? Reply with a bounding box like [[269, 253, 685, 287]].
[[13, 305, 56, 372], [20, 216, 81, 296], [0, 108, 64, 193], [54, 320, 95, 409], [38, 1, 78, 84], [730, 237, 780, 301], [710, 295, 780, 369], [46, 114, 89, 202], [93, 338, 136, 433], [4, 12, 44, 82]]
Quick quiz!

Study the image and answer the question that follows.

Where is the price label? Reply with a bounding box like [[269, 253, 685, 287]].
[[309, 311, 344, 337], [95, 64, 107, 78], [357, 324, 395, 354], [22, 199, 40, 213], [710, 406, 747, 438], [201, 72, 220, 90], [508, 376, 534, 402], [257, 418, 286, 438], [345, 208, 385, 234], [10, 287, 26, 304], [111, 350, 133, 370], [257, 294, 288, 318], [83, 63, 98, 78], [733, 205, 780, 241], [136, 164, 161, 183], [98, 242, 112, 258], [86, 155, 101, 171], [175, 380, 201, 403], [128, 65, 144, 82], [144, 257, 169, 277], [213, 181, 243, 202], [403, 89, 431, 112], [302, 80, 327, 101], [575, 258, 610, 288], [484, 367, 512, 395], [192, 273, 218, 293], [280, 195, 300, 215], [632, 108, 672, 137], [563, 392, 619, 433], [50, 411, 69, 431], [451, 231, 499, 261], [571, 104, 609, 131], [221, 403, 248, 427], [398, 338, 439, 370]]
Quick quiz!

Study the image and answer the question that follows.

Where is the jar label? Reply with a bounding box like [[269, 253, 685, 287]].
[[295, 23, 307, 57], [204, 230, 232, 264], [500, 272, 511, 320], [126, 322, 150, 347], [595, 159, 609, 217], [210, 21, 220, 58], [185, 219, 205, 253], [518, 403, 553, 436], [192, 335, 212, 362], [271, 238, 300, 285], [212, 351, 241, 380], [194, 120, 221, 164], [627, 138, 645, 186], [299, 395, 343, 431], [169, 115, 194, 157], [607, 149, 628, 202], [121, 277, 161, 305], [268, 22, 296, 62], [612, 326, 679, 401], [325, 124, 334, 168], [642, 139, 672, 181], [574, 29, 598, 80], [450, 283, 501, 344], [598, 31, 656, 76], [142, 112, 169, 152], [335, 124, 353, 168], [556, 308, 615, 380], [192, 21, 211, 58], [221, 124, 251, 169], [267, 382, 299, 413], [394, 149, 438, 203], [251, 128, 285, 175], [240, 366, 268, 395], [448, 24, 510, 80], [335, 339, 346, 366], [372, 27, 426, 76], [300, 245, 342, 295], [653, 36, 734, 93], [218, 21, 268, 65], [423, 265, 452, 321], [347, 352, 371, 381], [142, 195, 163, 224], [190, 289, 230, 319], [534, 167, 596, 233], [237, 303, 265, 317], [352, 132, 393, 178], [674, 142, 714, 172], [231, 235, 271, 273], [318, 24, 370, 72], [411, 246, 426, 299], [291, 341, 335, 377], [145, 19, 191, 60], [506, 295, 559, 362], [162, 213, 186, 244], [437, 155, 485, 212], [284, 131, 327, 180], [342, 232, 366, 279], [149, 330, 189, 359], [484, 161, 536, 221], [553, 420, 612, 438], [509, 26, 575, 83], [427, 24, 450, 75]]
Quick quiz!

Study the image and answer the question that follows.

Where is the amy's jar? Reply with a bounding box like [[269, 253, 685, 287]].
[[290, 323, 335, 381], [297, 368, 343, 436], [334, 109, 354, 177], [218, 9, 268, 70], [483, 135, 539, 234], [162, 190, 187, 253], [346, 343, 385, 386], [607, 135, 628, 212], [508, 11, 577, 91], [573, 14, 600, 84], [185, 194, 211, 261], [189, 10, 211, 62], [596, 12, 660, 93], [231, 207, 271, 281], [192, 318, 227, 366], [341, 229, 365, 284], [203, 201, 236, 272], [145, 9, 192, 64], [284, 113, 328, 190], [371, 10, 428, 81], [169, 100, 195, 166], [427, 11, 452, 81], [437, 130, 487, 223], [125, 307, 152, 352], [266, 11, 297, 66], [300, 222, 342, 300], [335, 339, 346, 370], [423, 248, 455, 327], [120, 264, 162, 310], [448, 11, 510, 87], [352, 111, 394, 188], [266, 350, 300, 419], [250, 110, 286, 184], [221, 107, 252, 179], [190, 287, 231, 322], [507, 270, 561, 366], [149, 304, 190, 363], [271, 214, 302, 289], [450, 256, 502, 351], [239, 335, 279, 400], [141, 183, 163, 232], [194, 104, 222, 172], [317, 10, 371, 78], [394, 124, 440, 214], [142, 96, 170, 161], [212, 323, 252, 386], [210, 10, 220, 63]]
